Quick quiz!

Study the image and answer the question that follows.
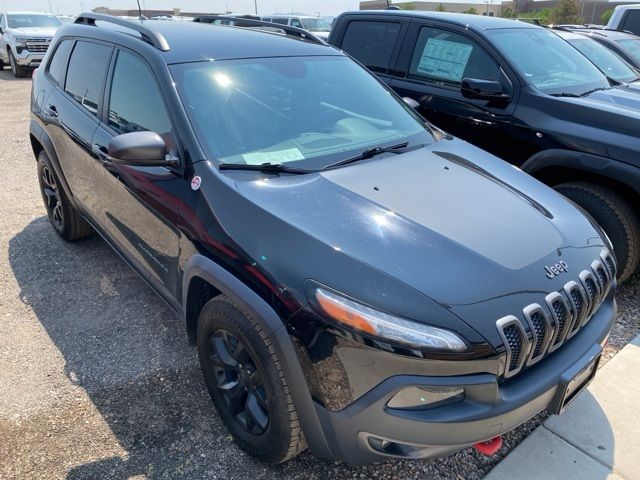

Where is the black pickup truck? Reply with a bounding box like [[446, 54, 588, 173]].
[[329, 11, 640, 281]]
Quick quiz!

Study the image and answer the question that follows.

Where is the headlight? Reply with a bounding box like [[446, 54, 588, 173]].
[[14, 37, 28, 47], [313, 287, 467, 351]]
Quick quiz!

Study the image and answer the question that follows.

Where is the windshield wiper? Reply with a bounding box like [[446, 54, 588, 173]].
[[322, 142, 411, 170], [218, 162, 315, 174], [551, 87, 611, 98]]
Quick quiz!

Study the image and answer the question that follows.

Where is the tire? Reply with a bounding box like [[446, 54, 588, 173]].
[[8, 50, 27, 78], [197, 296, 306, 463], [554, 181, 640, 282], [37, 150, 93, 241]]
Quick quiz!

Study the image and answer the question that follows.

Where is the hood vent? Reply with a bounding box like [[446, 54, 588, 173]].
[[497, 249, 615, 379]]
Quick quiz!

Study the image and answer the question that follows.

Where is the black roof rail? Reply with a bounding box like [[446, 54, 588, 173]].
[[194, 15, 325, 45], [74, 12, 170, 51]]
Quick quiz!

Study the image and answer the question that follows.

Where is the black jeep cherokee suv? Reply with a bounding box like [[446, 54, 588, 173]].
[[30, 14, 616, 465], [329, 11, 640, 282]]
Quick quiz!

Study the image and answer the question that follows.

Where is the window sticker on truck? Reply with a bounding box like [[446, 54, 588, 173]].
[[416, 38, 473, 82]]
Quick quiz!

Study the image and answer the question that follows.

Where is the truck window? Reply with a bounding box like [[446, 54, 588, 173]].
[[622, 10, 640, 35], [340, 21, 401, 73], [64, 41, 112, 116], [47, 40, 73, 86], [409, 27, 499, 84]]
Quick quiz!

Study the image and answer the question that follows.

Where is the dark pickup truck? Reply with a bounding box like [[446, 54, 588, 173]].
[[329, 11, 640, 282]]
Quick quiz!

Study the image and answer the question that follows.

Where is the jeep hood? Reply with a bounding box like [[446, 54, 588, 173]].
[[223, 138, 606, 345]]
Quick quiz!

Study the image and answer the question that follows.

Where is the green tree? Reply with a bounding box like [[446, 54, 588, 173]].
[[463, 6, 478, 14], [502, 6, 514, 17], [518, 7, 555, 24], [436, 3, 446, 11], [548, 0, 582, 24], [398, 2, 416, 9], [601, 8, 614, 24]]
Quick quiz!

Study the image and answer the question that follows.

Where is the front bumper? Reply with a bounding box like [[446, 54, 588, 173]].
[[13, 49, 47, 68], [309, 297, 615, 465]]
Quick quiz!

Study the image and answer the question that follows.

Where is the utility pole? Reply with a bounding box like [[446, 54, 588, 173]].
[[591, 0, 597, 23], [254, 0, 258, 15]]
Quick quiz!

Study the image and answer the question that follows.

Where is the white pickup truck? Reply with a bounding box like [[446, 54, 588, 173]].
[[0, 11, 62, 77]]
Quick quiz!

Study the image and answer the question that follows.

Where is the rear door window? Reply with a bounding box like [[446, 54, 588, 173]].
[[340, 21, 401, 73], [409, 27, 499, 84], [290, 18, 303, 28], [64, 41, 112, 116], [47, 40, 73, 85]]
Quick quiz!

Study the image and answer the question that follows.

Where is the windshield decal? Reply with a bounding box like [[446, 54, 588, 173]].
[[242, 148, 305, 165]]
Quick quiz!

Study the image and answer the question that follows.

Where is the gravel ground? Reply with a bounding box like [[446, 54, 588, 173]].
[[0, 69, 638, 480]]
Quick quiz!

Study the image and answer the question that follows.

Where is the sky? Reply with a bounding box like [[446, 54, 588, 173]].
[[0, 0, 365, 16], [0, 0, 508, 16]]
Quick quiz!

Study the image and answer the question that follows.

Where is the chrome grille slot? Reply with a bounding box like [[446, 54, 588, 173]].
[[592, 260, 611, 302], [546, 291, 570, 351], [601, 250, 617, 279], [564, 280, 587, 338], [579, 270, 601, 324], [497, 316, 528, 378], [523, 304, 553, 365]]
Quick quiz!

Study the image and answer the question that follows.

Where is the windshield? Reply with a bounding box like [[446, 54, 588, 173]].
[[618, 38, 640, 61], [7, 14, 62, 29], [569, 37, 638, 83], [301, 18, 330, 31], [171, 56, 433, 169], [487, 28, 609, 96]]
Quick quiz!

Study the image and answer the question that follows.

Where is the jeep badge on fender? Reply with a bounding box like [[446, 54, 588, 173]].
[[545, 261, 569, 279]]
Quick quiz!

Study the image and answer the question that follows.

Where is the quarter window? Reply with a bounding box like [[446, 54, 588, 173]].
[[409, 27, 499, 84], [340, 21, 401, 73], [108, 50, 173, 142], [290, 18, 303, 28], [47, 40, 73, 86], [64, 41, 112, 116]]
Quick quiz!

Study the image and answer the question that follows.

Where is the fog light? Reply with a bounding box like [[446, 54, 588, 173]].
[[387, 386, 464, 410]]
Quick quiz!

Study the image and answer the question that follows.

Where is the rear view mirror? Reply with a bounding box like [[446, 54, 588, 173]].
[[461, 78, 510, 102], [107, 131, 173, 167]]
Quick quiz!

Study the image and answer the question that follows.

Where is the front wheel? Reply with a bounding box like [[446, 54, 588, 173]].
[[8, 50, 27, 78], [554, 181, 640, 282], [197, 296, 306, 463]]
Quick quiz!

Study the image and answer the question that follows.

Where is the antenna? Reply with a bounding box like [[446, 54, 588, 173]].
[[136, 0, 146, 20]]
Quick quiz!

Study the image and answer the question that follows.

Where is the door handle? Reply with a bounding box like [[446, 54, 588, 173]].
[[91, 144, 112, 163], [45, 104, 58, 118]]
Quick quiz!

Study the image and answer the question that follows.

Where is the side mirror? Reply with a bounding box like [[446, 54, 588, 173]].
[[107, 131, 173, 167], [0, 27, 4, 34], [402, 96, 420, 109], [461, 78, 510, 102]]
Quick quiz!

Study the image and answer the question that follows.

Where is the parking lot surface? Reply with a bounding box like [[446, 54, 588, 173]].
[[1, 69, 638, 479]]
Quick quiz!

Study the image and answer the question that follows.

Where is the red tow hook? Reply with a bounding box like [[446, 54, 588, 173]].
[[473, 436, 503, 456]]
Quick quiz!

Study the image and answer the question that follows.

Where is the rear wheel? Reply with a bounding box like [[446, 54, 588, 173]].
[[197, 296, 306, 463], [8, 50, 27, 78], [554, 181, 640, 282], [37, 151, 93, 241]]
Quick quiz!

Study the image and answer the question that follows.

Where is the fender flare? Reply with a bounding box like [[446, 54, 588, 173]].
[[30, 119, 79, 208], [182, 254, 336, 460], [521, 149, 640, 196]]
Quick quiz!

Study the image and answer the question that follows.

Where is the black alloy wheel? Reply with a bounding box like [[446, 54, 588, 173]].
[[41, 164, 64, 230], [208, 329, 270, 435]]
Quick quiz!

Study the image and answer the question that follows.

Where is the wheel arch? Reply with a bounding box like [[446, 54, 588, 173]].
[[181, 254, 336, 461], [522, 149, 640, 213], [29, 120, 78, 208]]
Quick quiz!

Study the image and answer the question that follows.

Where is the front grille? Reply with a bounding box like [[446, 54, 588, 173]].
[[25, 38, 50, 53], [497, 249, 614, 379]]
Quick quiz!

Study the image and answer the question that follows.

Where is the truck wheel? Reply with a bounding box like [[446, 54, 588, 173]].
[[37, 151, 93, 241], [554, 182, 640, 282], [197, 296, 306, 463], [8, 50, 27, 78]]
